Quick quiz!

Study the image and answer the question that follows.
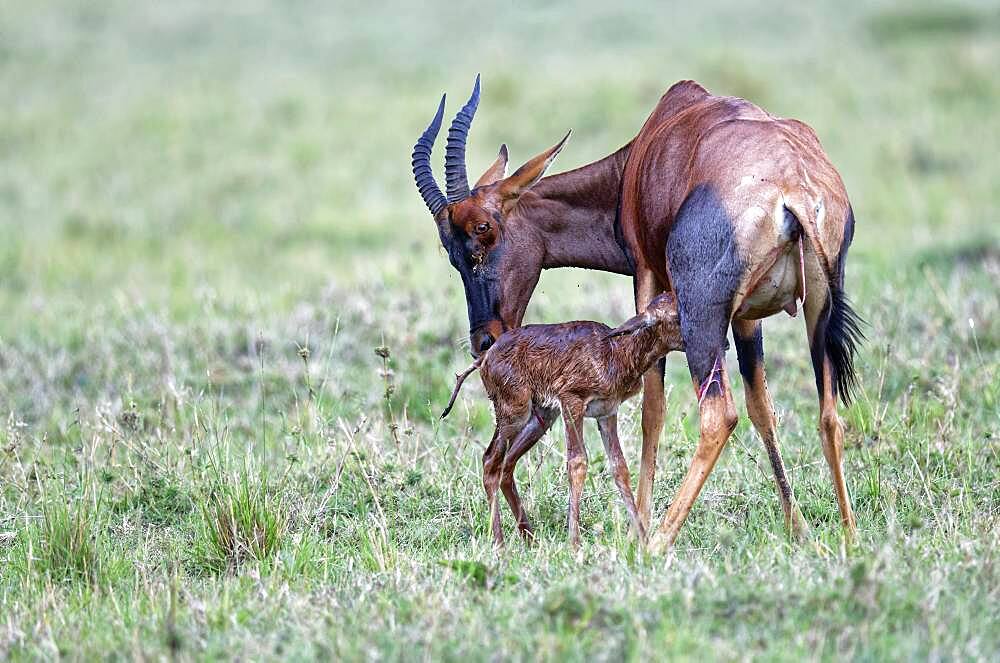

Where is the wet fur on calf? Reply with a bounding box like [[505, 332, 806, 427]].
[[442, 293, 684, 547]]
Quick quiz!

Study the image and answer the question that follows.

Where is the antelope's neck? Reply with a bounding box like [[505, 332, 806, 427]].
[[518, 145, 634, 275]]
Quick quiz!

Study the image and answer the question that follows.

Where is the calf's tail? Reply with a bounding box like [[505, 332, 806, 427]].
[[441, 357, 484, 419]]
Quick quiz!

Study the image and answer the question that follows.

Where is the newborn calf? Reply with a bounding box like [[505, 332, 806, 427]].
[[442, 293, 683, 547]]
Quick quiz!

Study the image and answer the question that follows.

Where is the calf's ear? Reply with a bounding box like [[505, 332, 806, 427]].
[[605, 312, 654, 338]]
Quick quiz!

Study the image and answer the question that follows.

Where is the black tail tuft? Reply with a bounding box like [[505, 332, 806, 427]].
[[826, 285, 866, 406]]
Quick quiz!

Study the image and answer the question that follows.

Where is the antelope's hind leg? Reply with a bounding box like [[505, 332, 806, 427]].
[[499, 406, 558, 542], [597, 414, 647, 543], [732, 319, 811, 540], [805, 287, 860, 543], [648, 353, 738, 553]]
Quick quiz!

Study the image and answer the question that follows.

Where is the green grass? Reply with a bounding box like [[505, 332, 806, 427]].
[[1, 0, 999, 660], [194, 464, 288, 575], [24, 484, 105, 586]]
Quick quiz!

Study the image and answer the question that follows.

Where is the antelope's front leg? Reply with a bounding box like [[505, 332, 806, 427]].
[[635, 269, 667, 531], [560, 398, 588, 548], [648, 357, 738, 553]]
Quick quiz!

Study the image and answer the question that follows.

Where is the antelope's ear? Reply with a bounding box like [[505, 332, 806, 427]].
[[474, 144, 509, 189], [498, 131, 571, 203], [604, 312, 654, 338]]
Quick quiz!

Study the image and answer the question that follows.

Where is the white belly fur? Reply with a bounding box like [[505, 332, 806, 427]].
[[584, 398, 621, 418]]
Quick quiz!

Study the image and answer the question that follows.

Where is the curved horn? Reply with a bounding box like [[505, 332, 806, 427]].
[[411, 94, 448, 216], [445, 74, 481, 203]]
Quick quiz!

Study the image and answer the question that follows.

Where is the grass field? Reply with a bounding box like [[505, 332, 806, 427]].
[[1, 1, 999, 660]]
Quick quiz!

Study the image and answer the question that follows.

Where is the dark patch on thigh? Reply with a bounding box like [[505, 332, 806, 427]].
[[733, 322, 764, 383], [666, 184, 744, 388]]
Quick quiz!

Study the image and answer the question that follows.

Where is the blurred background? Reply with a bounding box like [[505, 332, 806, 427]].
[[2, 0, 997, 425]]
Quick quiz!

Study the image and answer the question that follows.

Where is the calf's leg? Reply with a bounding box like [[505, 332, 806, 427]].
[[560, 398, 588, 548], [499, 406, 558, 541], [596, 413, 646, 542], [482, 415, 528, 547]]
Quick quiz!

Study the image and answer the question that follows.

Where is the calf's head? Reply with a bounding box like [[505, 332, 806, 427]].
[[606, 293, 684, 351], [411, 75, 569, 356]]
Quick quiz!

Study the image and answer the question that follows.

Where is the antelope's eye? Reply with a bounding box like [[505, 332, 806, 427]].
[[474, 222, 490, 235]]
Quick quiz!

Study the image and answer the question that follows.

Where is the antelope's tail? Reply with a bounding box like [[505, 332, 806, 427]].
[[825, 283, 865, 405], [440, 358, 484, 419], [784, 197, 866, 406]]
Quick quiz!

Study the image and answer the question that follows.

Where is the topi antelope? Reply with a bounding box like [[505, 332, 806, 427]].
[[413, 76, 864, 552], [442, 293, 684, 548]]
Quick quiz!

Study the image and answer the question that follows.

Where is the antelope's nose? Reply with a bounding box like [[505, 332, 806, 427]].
[[471, 330, 495, 355]]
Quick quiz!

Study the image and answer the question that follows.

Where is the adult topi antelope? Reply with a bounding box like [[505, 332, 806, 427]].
[[412, 76, 863, 552]]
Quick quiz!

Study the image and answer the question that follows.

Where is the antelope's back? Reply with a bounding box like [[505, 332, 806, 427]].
[[619, 80, 853, 287]]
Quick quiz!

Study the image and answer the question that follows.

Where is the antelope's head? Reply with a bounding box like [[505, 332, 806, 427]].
[[411, 75, 569, 356]]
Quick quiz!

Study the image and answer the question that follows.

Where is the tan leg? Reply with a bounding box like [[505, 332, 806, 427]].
[[597, 414, 647, 542], [634, 270, 666, 531], [648, 363, 738, 554], [561, 398, 588, 548], [817, 357, 857, 540], [732, 319, 810, 540], [805, 287, 858, 543]]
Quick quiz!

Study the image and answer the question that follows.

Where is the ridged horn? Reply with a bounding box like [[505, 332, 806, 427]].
[[411, 94, 448, 216], [445, 74, 481, 203]]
